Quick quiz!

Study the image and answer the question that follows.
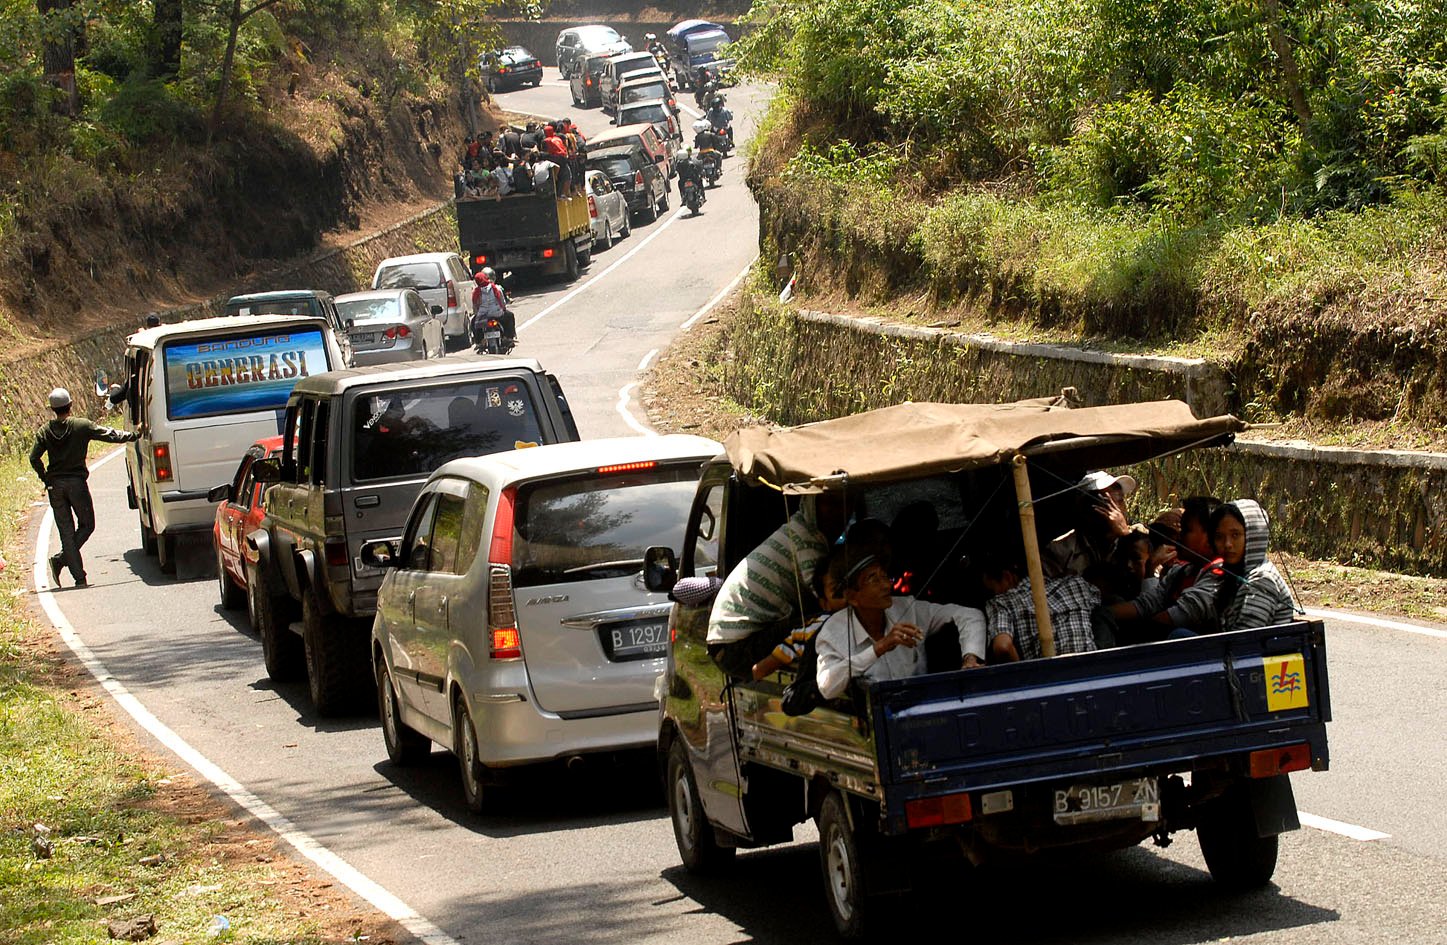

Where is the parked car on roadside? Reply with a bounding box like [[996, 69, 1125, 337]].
[[209, 436, 283, 611], [245, 356, 582, 716], [569, 53, 611, 108], [366, 434, 723, 813], [334, 289, 446, 365], [586, 169, 631, 251], [556, 25, 630, 79], [369, 252, 474, 350], [481, 45, 543, 92], [585, 144, 670, 223]]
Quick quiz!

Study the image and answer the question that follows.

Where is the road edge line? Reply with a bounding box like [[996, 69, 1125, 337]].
[[1298, 811, 1391, 841], [681, 258, 755, 331], [1303, 607, 1447, 640], [31, 450, 462, 945]]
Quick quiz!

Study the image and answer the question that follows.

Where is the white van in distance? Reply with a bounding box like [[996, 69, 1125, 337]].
[[116, 314, 347, 574]]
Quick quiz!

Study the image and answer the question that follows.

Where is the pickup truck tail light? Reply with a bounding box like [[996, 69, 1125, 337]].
[[1249, 743, 1312, 778], [153, 442, 174, 482], [487, 488, 521, 660], [474, 254, 488, 267], [588, 195, 598, 218], [324, 540, 349, 568], [905, 792, 973, 829], [446, 279, 457, 307]]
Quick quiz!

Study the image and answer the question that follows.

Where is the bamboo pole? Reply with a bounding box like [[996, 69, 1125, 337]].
[[1011, 453, 1056, 658]]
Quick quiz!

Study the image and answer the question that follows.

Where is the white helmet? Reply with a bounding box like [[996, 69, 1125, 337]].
[[482, 267, 497, 281], [692, 118, 711, 135]]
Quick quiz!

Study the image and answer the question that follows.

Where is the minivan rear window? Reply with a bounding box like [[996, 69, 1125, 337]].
[[351, 379, 543, 481], [376, 262, 444, 291], [163, 327, 330, 421], [511, 465, 700, 587], [588, 153, 637, 179], [621, 104, 669, 125], [620, 83, 669, 106]]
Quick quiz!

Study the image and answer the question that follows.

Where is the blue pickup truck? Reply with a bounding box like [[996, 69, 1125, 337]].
[[649, 399, 1331, 939]]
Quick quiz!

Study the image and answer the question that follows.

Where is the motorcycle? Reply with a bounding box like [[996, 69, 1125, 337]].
[[473, 315, 514, 355], [680, 178, 704, 216], [700, 149, 722, 186], [711, 125, 734, 156]]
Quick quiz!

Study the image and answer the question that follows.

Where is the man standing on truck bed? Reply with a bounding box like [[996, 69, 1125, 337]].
[[30, 388, 141, 588]]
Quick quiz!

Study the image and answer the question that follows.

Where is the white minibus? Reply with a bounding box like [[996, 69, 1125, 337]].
[[116, 314, 346, 573]]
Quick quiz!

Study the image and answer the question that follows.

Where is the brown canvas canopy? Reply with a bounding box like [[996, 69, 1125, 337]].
[[724, 400, 1246, 491]]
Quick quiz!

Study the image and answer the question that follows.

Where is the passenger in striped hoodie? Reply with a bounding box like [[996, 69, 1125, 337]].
[[1169, 498, 1297, 634], [705, 494, 847, 679]]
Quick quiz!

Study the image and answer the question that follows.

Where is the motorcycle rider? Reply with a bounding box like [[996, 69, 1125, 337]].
[[675, 147, 706, 208], [693, 68, 718, 109], [706, 94, 734, 149], [646, 32, 669, 69], [471, 268, 515, 349], [692, 118, 723, 180]]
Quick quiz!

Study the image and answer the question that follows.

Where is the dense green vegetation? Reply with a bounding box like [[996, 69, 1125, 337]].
[[737, 0, 1447, 370]]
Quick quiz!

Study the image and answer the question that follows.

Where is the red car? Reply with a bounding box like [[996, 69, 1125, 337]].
[[212, 436, 283, 612]]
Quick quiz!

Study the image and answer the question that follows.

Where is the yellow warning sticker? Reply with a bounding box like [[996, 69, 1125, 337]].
[[1263, 654, 1309, 711]]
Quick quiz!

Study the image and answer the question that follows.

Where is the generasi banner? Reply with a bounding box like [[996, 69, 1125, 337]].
[[163, 328, 330, 420]]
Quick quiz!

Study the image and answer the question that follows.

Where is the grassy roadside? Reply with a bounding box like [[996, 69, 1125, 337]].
[[642, 278, 1447, 624], [0, 448, 400, 945]]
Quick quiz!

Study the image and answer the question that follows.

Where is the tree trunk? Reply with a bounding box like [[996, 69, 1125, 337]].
[[37, 0, 80, 115], [152, 0, 183, 79], [209, 0, 243, 142], [1258, 0, 1312, 129]]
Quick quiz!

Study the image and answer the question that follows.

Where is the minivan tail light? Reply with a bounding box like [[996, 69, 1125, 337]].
[[486, 488, 520, 659], [153, 442, 173, 482], [446, 279, 457, 307], [588, 195, 598, 218]]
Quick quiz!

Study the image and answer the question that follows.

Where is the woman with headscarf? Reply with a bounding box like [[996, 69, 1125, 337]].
[[1167, 498, 1296, 635]]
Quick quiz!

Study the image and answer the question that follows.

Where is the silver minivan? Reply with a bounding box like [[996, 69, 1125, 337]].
[[367, 434, 721, 812], [370, 252, 475, 351]]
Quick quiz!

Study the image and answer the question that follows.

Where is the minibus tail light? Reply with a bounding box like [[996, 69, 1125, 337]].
[[153, 443, 173, 482]]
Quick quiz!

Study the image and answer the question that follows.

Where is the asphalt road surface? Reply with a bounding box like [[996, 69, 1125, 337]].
[[29, 68, 1447, 945]]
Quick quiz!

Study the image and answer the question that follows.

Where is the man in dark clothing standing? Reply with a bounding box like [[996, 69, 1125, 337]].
[[30, 388, 141, 587]]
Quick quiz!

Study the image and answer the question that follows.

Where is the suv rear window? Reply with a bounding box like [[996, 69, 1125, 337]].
[[376, 262, 444, 291], [588, 153, 638, 178], [351, 379, 543, 481], [511, 464, 700, 587]]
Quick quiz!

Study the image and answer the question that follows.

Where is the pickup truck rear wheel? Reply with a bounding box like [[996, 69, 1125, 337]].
[[302, 590, 367, 716], [157, 532, 177, 575], [139, 514, 158, 556], [564, 242, 581, 281], [1197, 785, 1280, 889], [378, 662, 431, 765], [249, 562, 303, 679], [818, 792, 873, 940], [668, 740, 734, 873]]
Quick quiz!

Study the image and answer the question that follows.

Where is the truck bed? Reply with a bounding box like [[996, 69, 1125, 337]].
[[456, 192, 589, 251], [737, 621, 1330, 835]]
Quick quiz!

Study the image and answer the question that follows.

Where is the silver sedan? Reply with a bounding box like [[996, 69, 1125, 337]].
[[335, 289, 446, 364], [586, 169, 631, 251]]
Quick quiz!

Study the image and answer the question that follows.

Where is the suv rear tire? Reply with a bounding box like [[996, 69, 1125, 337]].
[[303, 589, 366, 716], [250, 562, 303, 680], [378, 662, 432, 765]]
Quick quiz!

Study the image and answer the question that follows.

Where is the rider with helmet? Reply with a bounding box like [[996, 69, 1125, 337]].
[[692, 118, 723, 180], [675, 147, 706, 206], [471, 267, 515, 348], [705, 94, 734, 149]]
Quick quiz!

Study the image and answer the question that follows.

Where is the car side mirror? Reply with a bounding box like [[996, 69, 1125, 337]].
[[431, 305, 444, 315], [207, 483, 232, 504], [360, 539, 400, 569], [643, 546, 678, 593], [251, 457, 282, 483]]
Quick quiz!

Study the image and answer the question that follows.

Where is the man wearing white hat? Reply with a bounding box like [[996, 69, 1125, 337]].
[[29, 388, 142, 587], [1043, 469, 1137, 579]]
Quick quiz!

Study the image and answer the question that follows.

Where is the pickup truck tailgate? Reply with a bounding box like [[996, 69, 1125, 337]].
[[872, 621, 1331, 798]]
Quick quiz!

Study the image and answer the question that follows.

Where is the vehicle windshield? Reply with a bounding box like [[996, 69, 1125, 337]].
[[351, 379, 543, 482], [588, 154, 636, 179], [336, 297, 402, 323], [622, 104, 668, 125], [583, 57, 610, 75], [579, 27, 622, 46], [688, 31, 729, 55], [226, 299, 318, 317], [162, 327, 331, 421], [511, 465, 701, 586], [503, 46, 532, 60], [376, 262, 443, 290], [620, 83, 669, 105]]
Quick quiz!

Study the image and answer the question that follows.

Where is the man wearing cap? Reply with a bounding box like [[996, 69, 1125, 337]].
[[1043, 470, 1137, 579], [30, 388, 142, 587]]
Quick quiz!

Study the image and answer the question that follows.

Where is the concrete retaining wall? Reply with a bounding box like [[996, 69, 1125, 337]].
[[724, 299, 1447, 576], [0, 202, 457, 452]]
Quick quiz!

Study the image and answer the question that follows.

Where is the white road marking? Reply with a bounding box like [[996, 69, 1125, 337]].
[[517, 206, 687, 333], [638, 348, 659, 371], [1305, 607, 1447, 640], [32, 450, 462, 945], [616, 380, 656, 436], [1299, 811, 1391, 841], [680, 103, 703, 120], [681, 259, 755, 330]]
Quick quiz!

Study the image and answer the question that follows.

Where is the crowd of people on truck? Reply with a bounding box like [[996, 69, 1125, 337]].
[[692, 470, 1300, 706], [455, 120, 588, 201]]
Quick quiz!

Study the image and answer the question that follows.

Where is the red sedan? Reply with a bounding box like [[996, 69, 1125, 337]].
[[213, 436, 283, 611]]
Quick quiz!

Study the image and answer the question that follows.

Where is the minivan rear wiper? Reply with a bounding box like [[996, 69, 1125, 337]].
[[562, 559, 644, 576]]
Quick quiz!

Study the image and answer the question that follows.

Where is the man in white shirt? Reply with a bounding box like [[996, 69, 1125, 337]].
[[815, 554, 986, 700]]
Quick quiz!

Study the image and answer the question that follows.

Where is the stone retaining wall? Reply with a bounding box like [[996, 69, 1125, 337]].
[[725, 299, 1447, 576], [0, 202, 457, 452]]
